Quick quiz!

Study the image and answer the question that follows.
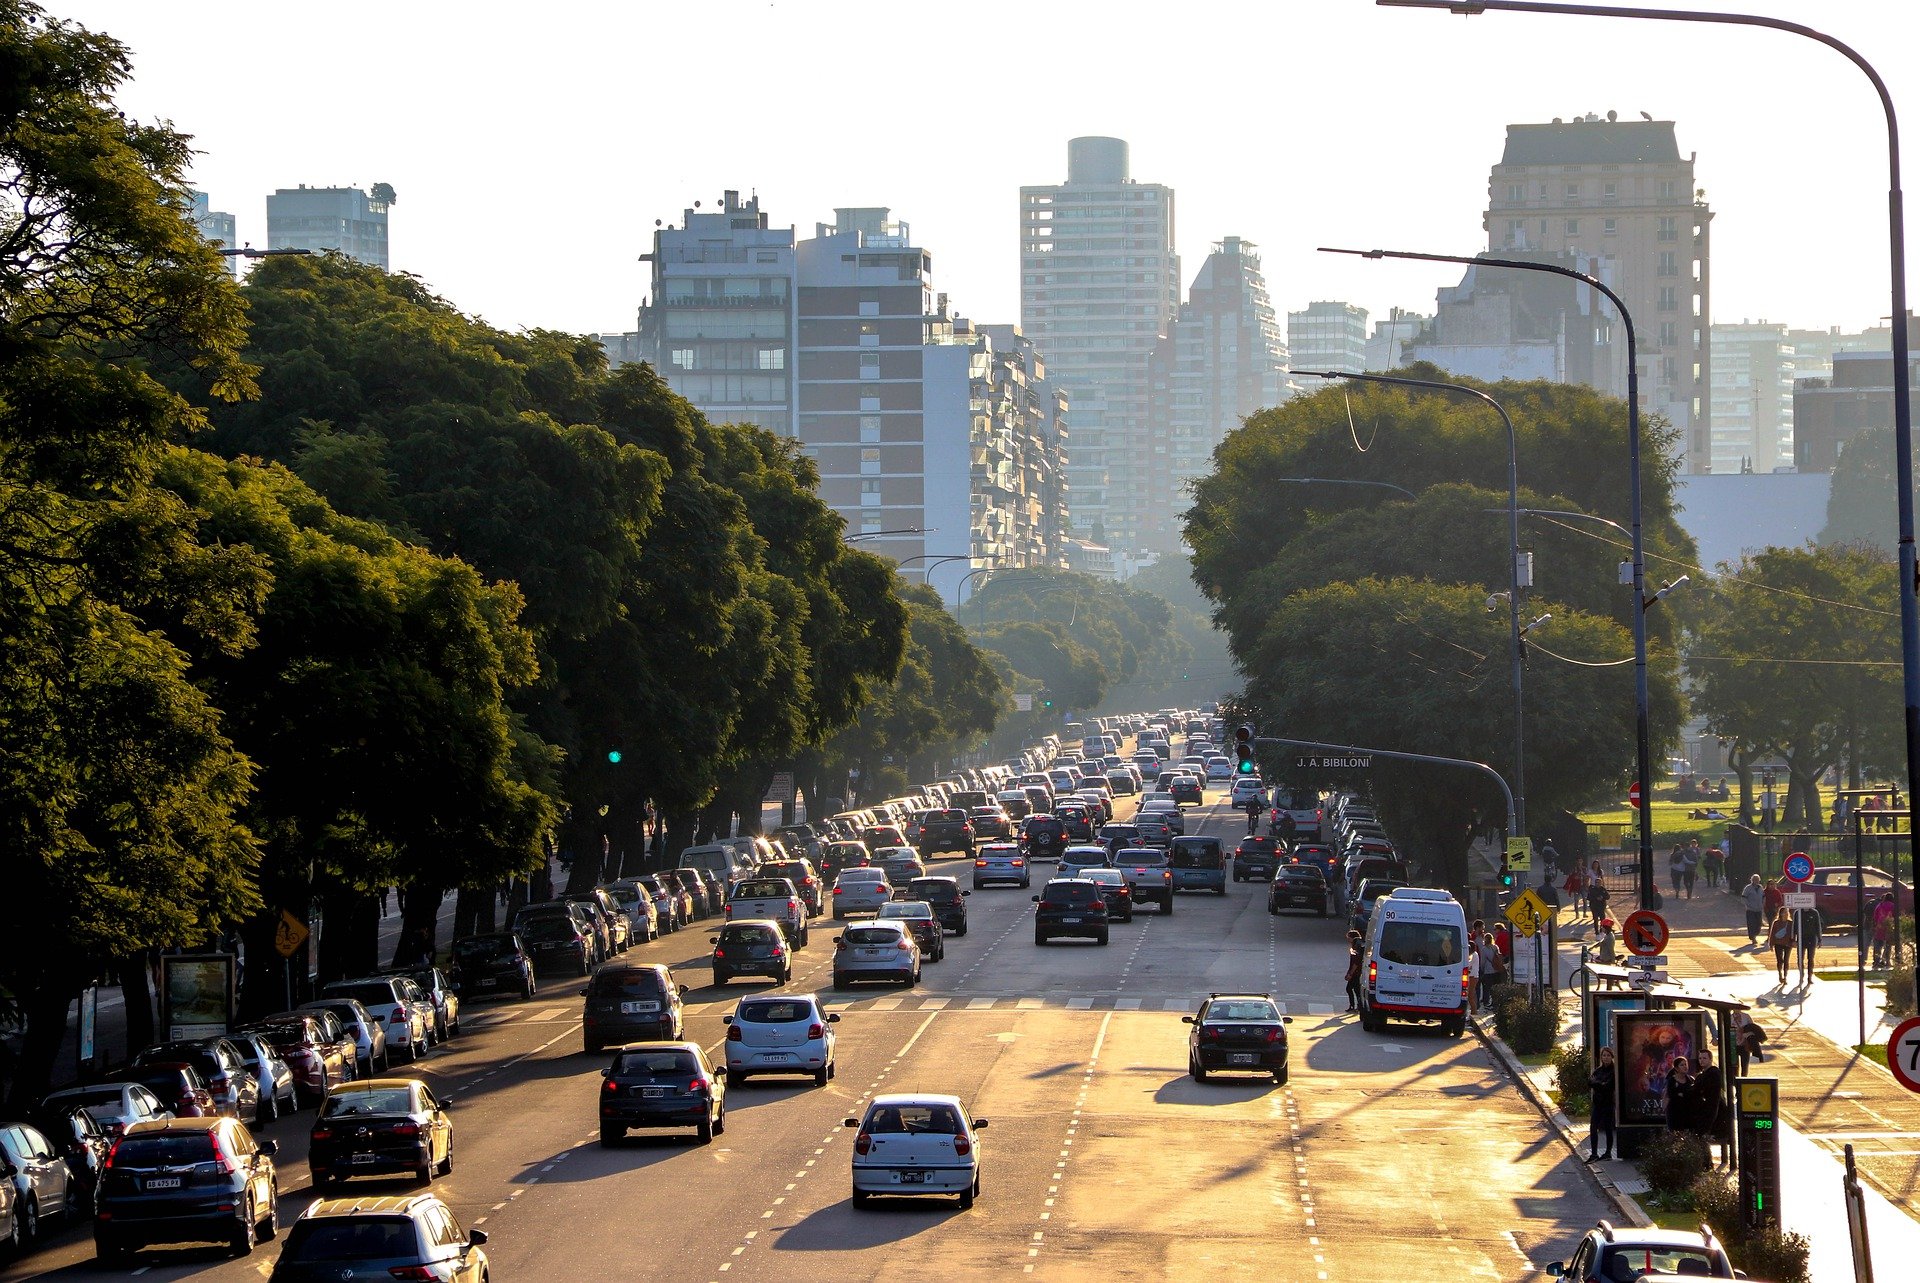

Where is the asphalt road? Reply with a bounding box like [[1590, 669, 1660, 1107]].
[[2, 771, 1613, 1282]]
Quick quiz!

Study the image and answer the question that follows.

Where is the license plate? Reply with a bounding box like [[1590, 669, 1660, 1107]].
[[641, 1086, 667, 1098], [351, 1153, 378, 1164], [537, 942, 563, 950], [475, 978, 497, 987], [763, 1053, 794, 1063], [144, 1176, 182, 1190], [1231, 1054, 1256, 1065], [1062, 916, 1082, 924], [621, 1001, 661, 1014], [895, 1171, 927, 1184], [858, 948, 886, 958]]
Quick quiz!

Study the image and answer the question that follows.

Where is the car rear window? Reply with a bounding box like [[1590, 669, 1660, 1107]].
[[1120, 850, 1169, 866], [517, 917, 577, 941], [113, 1133, 217, 1167], [1206, 1000, 1279, 1022], [282, 1216, 422, 1261], [734, 881, 790, 899], [454, 935, 517, 960], [737, 1001, 809, 1024], [1170, 841, 1223, 869], [864, 1103, 961, 1134], [843, 926, 902, 946], [54, 1088, 125, 1111], [908, 881, 959, 902], [323, 1087, 414, 1116], [1045, 883, 1100, 902], [593, 970, 666, 997], [613, 1051, 698, 1076], [1378, 922, 1463, 967], [719, 924, 777, 944]]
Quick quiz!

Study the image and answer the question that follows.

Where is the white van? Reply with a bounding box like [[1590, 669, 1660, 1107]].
[[679, 843, 756, 884], [1358, 887, 1469, 1038]]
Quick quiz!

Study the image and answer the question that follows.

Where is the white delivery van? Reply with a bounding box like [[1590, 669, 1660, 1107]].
[[1358, 887, 1469, 1038], [680, 843, 757, 884]]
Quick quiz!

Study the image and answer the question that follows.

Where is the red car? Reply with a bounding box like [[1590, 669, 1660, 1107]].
[[1803, 865, 1914, 929]]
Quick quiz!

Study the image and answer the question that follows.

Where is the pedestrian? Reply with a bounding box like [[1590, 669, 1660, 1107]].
[[1594, 916, 1617, 964], [1693, 1047, 1728, 1168], [1740, 874, 1767, 947], [1733, 1011, 1767, 1075], [1665, 1054, 1699, 1138], [1344, 930, 1365, 1013], [378, 885, 390, 918], [1796, 905, 1822, 984], [1481, 932, 1508, 1005], [1768, 906, 1797, 985], [1872, 893, 1897, 970], [1587, 1046, 1618, 1162], [1702, 842, 1723, 889], [1681, 841, 1700, 899], [1563, 862, 1587, 920], [1762, 877, 1784, 921], [1669, 845, 1687, 898], [1587, 868, 1611, 928], [1468, 919, 1486, 1010]]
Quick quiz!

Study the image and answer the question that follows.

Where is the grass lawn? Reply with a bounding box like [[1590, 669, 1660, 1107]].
[[1814, 968, 1889, 982], [1857, 1042, 1890, 1068], [1577, 801, 1732, 846], [1631, 1196, 1702, 1231]]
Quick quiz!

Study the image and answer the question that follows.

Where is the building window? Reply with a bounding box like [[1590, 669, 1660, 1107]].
[[1659, 322, 1678, 346], [1603, 218, 1617, 235], [1658, 252, 1679, 277], [1658, 286, 1678, 311], [859, 299, 880, 317], [1658, 216, 1678, 242], [1506, 184, 1524, 203], [1565, 219, 1579, 235], [860, 361, 881, 381], [757, 348, 785, 370], [861, 394, 881, 412], [1660, 180, 1678, 200], [1603, 182, 1616, 199], [1663, 357, 1679, 382], [1539, 219, 1548, 236], [860, 479, 882, 506], [670, 349, 695, 368], [860, 448, 881, 475], [1565, 183, 1579, 199], [860, 415, 881, 442], [860, 513, 883, 534]]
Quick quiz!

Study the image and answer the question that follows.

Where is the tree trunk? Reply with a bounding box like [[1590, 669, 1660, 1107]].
[[665, 813, 698, 868], [454, 886, 496, 941], [119, 952, 158, 1054], [238, 913, 288, 1022], [9, 979, 76, 1111], [318, 888, 380, 983], [394, 886, 446, 966]]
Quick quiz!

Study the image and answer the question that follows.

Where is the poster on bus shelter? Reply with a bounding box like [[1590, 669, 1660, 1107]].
[[162, 954, 234, 1041], [1613, 1008, 1709, 1127]]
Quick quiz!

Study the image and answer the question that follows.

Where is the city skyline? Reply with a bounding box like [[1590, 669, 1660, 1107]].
[[62, 0, 1919, 346]]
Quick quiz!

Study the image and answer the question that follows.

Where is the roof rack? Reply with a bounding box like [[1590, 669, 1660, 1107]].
[[1208, 992, 1271, 999]]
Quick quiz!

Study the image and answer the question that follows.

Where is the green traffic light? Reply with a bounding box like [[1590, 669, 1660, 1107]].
[[1043, 699, 1053, 708], [607, 749, 623, 764], [1237, 759, 1256, 775]]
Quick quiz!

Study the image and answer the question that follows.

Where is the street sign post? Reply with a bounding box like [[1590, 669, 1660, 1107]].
[[1782, 891, 1816, 911], [1735, 1078, 1781, 1231], [1843, 1143, 1876, 1283], [1783, 851, 1815, 884], [1505, 887, 1551, 937], [1627, 781, 1642, 809], [1887, 1016, 1920, 1094], [274, 910, 309, 958], [1622, 908, 1669, 957]]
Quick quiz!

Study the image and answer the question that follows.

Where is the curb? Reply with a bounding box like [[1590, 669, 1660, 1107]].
[[1470, 1014, 1653, 1229]]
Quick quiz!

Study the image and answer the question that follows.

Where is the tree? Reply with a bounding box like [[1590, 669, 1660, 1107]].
[[0, 1, 263, 1101], [1819, 423, 1904, 549]]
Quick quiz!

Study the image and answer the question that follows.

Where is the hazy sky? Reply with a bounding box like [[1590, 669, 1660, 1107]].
[[55, 0, 1920, 342]]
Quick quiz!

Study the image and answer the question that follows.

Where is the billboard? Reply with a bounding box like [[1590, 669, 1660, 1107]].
[[1613, 1008, 1710, 1127], [161, 953, 234, 1041]]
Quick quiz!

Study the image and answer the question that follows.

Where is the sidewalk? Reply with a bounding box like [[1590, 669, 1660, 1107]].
[[1493, 882, 1920, 1281]]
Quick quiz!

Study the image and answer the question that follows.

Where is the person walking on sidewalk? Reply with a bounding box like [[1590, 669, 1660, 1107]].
[[1769, 906, 1797, 985], [1681, 840, 1700, 899], [1741, 874, 1767, 947], [1587, 1046, 1618, 1162], [1872, 892, 1897, 970], [1762, 876, 1785, 921], [1563, 861, 1587, 920], [1693, 1047, 1729, 1169], [1733, 1010, 1767, 1075], [1344, 930, 1364, 1012], [1796, 905, 1823, 984], [1586, 872, 1611, 931], [1669, 844, 1687, 899]]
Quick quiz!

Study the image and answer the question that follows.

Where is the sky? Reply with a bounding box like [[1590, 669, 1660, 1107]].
[[53, 0, 1920, 343]]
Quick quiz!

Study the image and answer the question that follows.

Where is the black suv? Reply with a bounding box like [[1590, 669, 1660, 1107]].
[[1233, 836, 1281, 882], [906, 876, 970, 936], [1032, 878, 1111, 946], [270, 1192, 488, 1282], [915, 809, 975, 857], [1184, 993, 1292, 1085], [94, 1117, 279, 1261], [1020, 815, 1067, 862]]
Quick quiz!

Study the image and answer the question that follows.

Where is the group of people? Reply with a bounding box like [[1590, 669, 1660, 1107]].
[[1586, 1043, 1739, 1166], [1666, 837, 1724, 898], [1737, 873, 1825, 985]]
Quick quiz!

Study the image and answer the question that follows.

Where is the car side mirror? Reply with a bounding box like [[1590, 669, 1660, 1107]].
[[842, 1117, 859, 1128], [600, 1068, 611, 1077], [834, 936, 845, 946], [1283, 1016, 1294, 1025], [580, 986, 591, 996], [468, 1229, 489, 1248], [709, 936, 720, 944], [440, 1097, 455, 1109], [679, 985, 689, 996], [1031, 895, 1040, 903], [1544, 1265, 1564, 1278], [972, 1118, 988, 1129], [1181, 1015, 1195, 1024], [258, 1138, 279, 1156], [960, 890, 970, 897], [827, 1013, 841, 1023], [713, 1066, 727, 1077]]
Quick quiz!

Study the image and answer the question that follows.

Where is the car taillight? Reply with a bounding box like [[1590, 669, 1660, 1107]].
[[602, 1078, 620, 1093], [712, 948, 726, 959], [1200, 1027, 1218, 1041], [1462, 966, 1472, 997], [787, 899, 799, 913], [1369, 959, 1378, 989], [104, 1138, 122, 1169], [1090, 900, 1105, 911], [1011, 858, 1024, 867], [689, 1077, 709, 1094], [853, 1131, 872, 1155], [1039, 901, 1057, 911], [390, 1266, 439, 1281], [770, 945, 784, 956], [1265, 1027, 1283, 1043], [727, 1025, 743, 1042], [807, 1023, 826, 1039], [311, 1126, 334, 1140], [953, 1135, 972, 1156], [833, 887, 844, 894], [897, 940, 912, 951], [392, 1122, 420, 1138], [212, 1141, 237, 1175], [725, 905, 734, 918]]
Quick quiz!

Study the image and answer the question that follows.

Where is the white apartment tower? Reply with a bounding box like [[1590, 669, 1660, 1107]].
[[1287, 301, 1369, 375], [1709, 321, 1793, 473], [1020, 138, 1179, 552]]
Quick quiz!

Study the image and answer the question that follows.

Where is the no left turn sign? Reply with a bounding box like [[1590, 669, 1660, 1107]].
[[1889, 1017, 1920, 1094]]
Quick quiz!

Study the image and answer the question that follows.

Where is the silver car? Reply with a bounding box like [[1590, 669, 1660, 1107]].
[[37, 1084, 172, 1140], [831, 869, 893, 920], [832, 921, 921, 988], [1060, 845, 1111, 876], [973, 842, 1030, 889], [723, 992, 840, 1086]]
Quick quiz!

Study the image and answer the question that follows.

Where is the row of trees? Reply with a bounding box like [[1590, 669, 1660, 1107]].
[[0, 4, 1006, 1105], [1186, 368, 1692, 886]]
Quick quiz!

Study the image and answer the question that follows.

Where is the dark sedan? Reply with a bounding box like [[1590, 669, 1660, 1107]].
[[308, 1079, 453, 1188], [905, 876, 969, 935], [450, 932, 537, 1002], [598, 1043, 727, 1145], [710, 921, 792, 987], [1268, 864, 1332, 917], [1185, 993, 1292, 1084]]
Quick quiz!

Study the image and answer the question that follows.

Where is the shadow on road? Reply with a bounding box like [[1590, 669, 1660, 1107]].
[[768, 1198, 955, 1251], [1152, 1074, 1277, 1105]]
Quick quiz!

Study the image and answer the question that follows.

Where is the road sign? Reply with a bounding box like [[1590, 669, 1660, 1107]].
[[1782, 891, 1816, 910], [1622, 955, 1667, 969], [1622, 908, 1669, 957], [274, 910, 309, 958], [1783, 851, 1815, 884], [1505, 837, 1533, 873], [1014, 693, 1033, 712], [1505, 887, 1552, 937], [1628, 781, 1642, 809], [1888, 1017, 1920, 1094]]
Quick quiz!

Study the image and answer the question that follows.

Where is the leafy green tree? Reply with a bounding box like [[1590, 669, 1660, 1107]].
[[0, 1, 264, 1101], [1818, 423, 1904, 549]]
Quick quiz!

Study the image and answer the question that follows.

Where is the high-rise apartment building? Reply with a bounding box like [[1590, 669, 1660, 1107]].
[[1020, 137, 1178, 552], [1709, 321, 1794, 473], [189, 190, 238, 277], [636, 190, 797, 437], [1792, 315, 1920, 473], [1286, 302, 1368, 375], [1485, 113, 1713, 471], [1149, 237, 1288, 549], [975, 324, 1071, 573], [266, 183, 395, 269]]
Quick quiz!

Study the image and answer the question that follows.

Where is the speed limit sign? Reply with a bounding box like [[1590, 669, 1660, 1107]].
[[1889, 1017, 1920, 1094]]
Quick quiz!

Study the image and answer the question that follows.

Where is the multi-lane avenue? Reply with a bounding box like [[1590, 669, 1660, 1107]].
[[2, 781, 1614, 1282]]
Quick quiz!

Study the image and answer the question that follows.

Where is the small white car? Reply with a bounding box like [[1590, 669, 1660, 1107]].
[[1230, 777, 1269, 807], [845, 1093, 987, 1209], [723, 992, 840, 1086]]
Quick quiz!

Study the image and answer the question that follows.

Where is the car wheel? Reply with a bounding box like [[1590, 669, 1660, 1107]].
[[257, 1090, 277, 1126], [1216, 884, 1227, 896], [714, 1105, 726, 1136], [258, 1193, 278, 1241], [1274, 1066, 1290, 1086], [833, 974, 848, 990], [229, 1201, 255, 1257], [1190, 1057, 1207, 1083], [1097, 931, 1110, 946], [697, 1114, 715, 1145], [959, 1180, 976, 1211], [957, 922, 969, 936], [713, 970, 729, 986], [417, 1156, 434, 1184], [584, 1038, 601, 1056], [17, 1197, 36, 1246], [814, 1066, 829, 1087], [437, 1143, 453, 1176], [1163, 900, 1174, 916], [93, 1230, 127, 1263], [600, 1125, 622, 1147]]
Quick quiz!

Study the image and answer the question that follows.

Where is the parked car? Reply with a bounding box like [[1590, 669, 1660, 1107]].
[[246, 1014, 354, 1109], [132, 1039, 260, 1123], [845, 1094, 986, 1209], [1032, 878, 1111, 945], [600, 879, 661, 944], [1805, 864, 1916, 928], [38, 1082, 172, 1141], [512, 906, 597, 977], [269, 1192, 486, 1283], [637, 873, 690, 933], [723, 993, 840, 1087], [832, 921, 922, 988], [114, 1063, 217, 1120], [450, 932, 537, 1003], [381, 966, 462, 1042], [904, 876, 969, 935], [321, 978, 431, 1064], [308, 1079, 453, 1188], [93, 1116, 279, 1261], [0, 1121, 78, 1241], [224, 1032, 299, 1124], [24, 1102, 111, 1221], [297, 998, 389, 1077], [581, 962, 686, 1054], [598, 1043, 726, 1145], [709, 920, 793, 987], [665, 869, 713, 920], [559, 890, 623, 956], [1546, 1222, 1734, 1282]]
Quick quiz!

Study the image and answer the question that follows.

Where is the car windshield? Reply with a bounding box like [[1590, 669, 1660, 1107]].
[[879, 902, 932, 919], [454, 935, 516, 960], [844, 927, 903, 946], [613, 1051, 697, 1076], [1379, 922, 1463, 967], [1206, 1001, 1279, 1022], [112, 1133, 217, 1167], [737, 1001, 810, 1024], [865, 1103, 961, 1134], [282, 1217, 421, 1262], [324, 1087, 415, 1116]]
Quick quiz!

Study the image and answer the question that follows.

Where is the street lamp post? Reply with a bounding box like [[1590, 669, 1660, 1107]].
[[1294, 368, 1531, 841], [844, 527, 931, 544], [1378, 0, 1915, 920], [1274, 476, 1418, 500], [1324, 244, 1658, 909]]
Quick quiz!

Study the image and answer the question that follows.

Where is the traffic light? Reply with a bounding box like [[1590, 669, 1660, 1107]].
[[1041, 690, 1054, 709], [1234, 724, 1256, 775], [607, 747, 624, 764], [1498, 858, 1515, 889]]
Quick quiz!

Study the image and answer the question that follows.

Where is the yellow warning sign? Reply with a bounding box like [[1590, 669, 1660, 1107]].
[[1506, 837, 1533, 873], [274, 910, 309, 958], [1504, 887, 1553, 938]]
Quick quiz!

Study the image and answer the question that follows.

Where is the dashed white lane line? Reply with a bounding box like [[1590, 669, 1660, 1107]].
[[1024, 1010, 1111, 1274]]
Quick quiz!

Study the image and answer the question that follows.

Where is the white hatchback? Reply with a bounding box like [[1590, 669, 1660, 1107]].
[[724, 993, 840, 1086], [845, 1093, 987, 1209]]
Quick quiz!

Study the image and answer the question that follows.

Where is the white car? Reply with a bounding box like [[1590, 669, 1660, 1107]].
[[845, 1093, 987, 1209], [38, 1083, 173, 1139], [1206, 758, 1233, 782], [1230, 777, 1269, 807], [724, 992, 840, 1086]]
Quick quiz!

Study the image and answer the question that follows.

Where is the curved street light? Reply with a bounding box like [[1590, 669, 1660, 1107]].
[[1295, 367, 1531, 840], [1274, 476, 1418, 500]]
